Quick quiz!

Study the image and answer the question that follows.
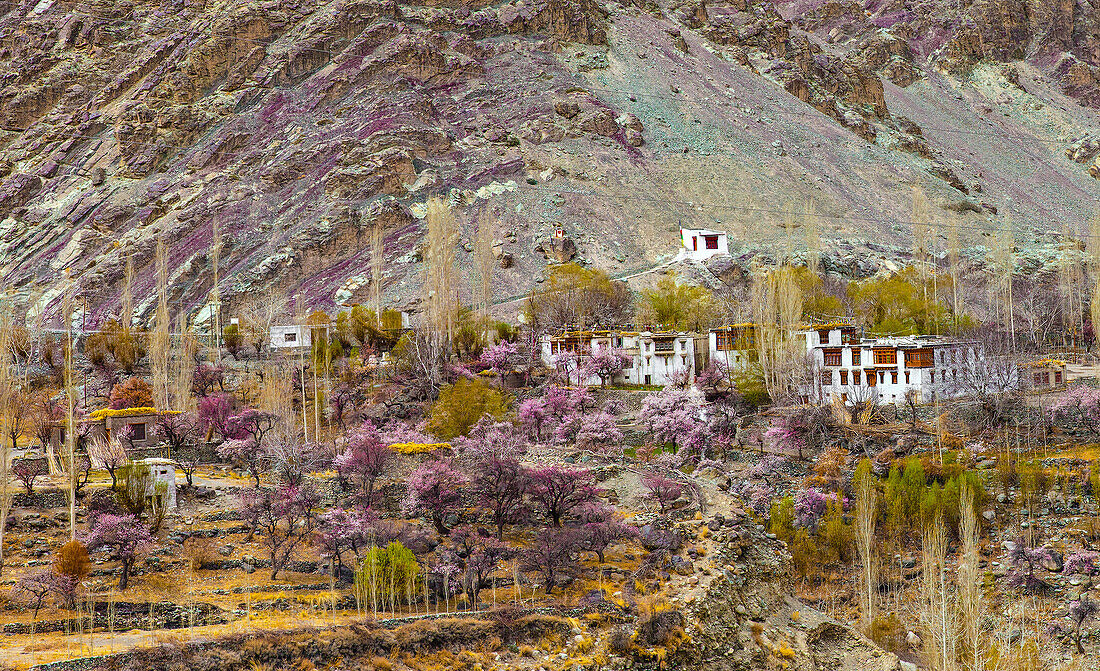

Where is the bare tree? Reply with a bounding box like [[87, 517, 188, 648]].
[[947, 221, 962, 330], [31, 390, 63, 474], [958, 480, 982, 671], [371, 220, 384, 328], [920, 515, 955, 671], [150, 236, 171, 410], [843, 383, 880, 426], [389, 328, 447, 400], [89, 433, 130, 489], [752, 264, 804, 402], [989, 212, 1015, 346], [210, 219, 222, 363], [238, 295, 283, 358], [5, 383, 29, 453], [855, 464, 878, 628], [945, 338, 1021, 431], [475, 214, 495, 338], [423, 197, 459, 342], [0, 307, 13, 569], [173, 318, 197, 412]]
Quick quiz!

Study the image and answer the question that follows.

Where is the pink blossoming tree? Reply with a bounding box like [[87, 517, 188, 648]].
[[403, 459, 467, 534]]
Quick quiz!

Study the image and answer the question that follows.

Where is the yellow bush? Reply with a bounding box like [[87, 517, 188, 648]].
[[389, 442, 451, 454], [89, 406, 159, 420]]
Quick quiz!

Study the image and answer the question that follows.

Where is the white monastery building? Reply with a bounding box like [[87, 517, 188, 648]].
[[540, 331, 704, 386], [679, 227, 729, 261], [801, 324, 982, 406], [540, 322, 994, 408]]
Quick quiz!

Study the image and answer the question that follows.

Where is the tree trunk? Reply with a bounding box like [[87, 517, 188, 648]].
[[432, 513, 448, 535], [119, 559, 131, 590]]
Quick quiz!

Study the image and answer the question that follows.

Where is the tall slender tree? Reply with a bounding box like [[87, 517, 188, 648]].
[[63, 275, 76, 540], [151, 237, 171, 410], [371, 221, 384, 329], [921, 515, 954, 671], [854, 461, 878, 628], [210, 220, 222, 363], [476, 214, 495, 338], [947, 221, 962, 332], [423, 197, 458, 342], [173, 316, 197, 413], [1089, 213, 1100, 350], [958, 481, 982, 671], [0, 302, 13, 570], [990, 213, 1015, 347]]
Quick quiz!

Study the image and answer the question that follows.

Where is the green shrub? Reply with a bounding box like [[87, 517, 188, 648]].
[[819, 500, 852, 563], [223, 323, 242, 354], [428, 378, 510, 440], [866, 614, 906, 652]]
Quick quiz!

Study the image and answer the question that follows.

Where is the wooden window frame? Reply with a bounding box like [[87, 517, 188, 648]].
[[873, 349, 897, 366]]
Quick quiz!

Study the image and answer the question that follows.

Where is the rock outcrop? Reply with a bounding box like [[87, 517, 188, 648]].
[[0, 0, 1099, 326]]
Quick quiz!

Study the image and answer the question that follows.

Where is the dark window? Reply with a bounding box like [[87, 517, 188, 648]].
[[1055, 371, 1063, 384], [905, 372, 910, 384], [852, 351, 861, 366], [1033, 372, 1042, 385], [821, 371, 832, 386], [704, 235, 719, 250], [284, 332, 297, 342], [130, 423, 146, 441], [839, 370, 849, 385], [891, 371, 898, 384], [823, 349, 841, 367]]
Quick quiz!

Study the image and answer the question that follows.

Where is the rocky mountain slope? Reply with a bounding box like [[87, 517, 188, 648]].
[[1, 0, 1099, 326]]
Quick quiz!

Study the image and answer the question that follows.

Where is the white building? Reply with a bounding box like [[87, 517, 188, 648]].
[[269, 324, 312, 350], [133, 458, 177, 510], [540, 331, 703, 386], [679, 227, 729, 260], [802, 324, 982, 406], [708, 324, 758, 372]]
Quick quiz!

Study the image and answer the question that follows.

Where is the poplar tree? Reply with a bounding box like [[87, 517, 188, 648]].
[[371, 220, 384, 329], [151, 237, 171, 410], [423, 197, 459, 344], [854, 461, 877, 628], [958, 481, 982, 671], [990, 214, 1015, 346], [475, 214, 495, 338], [0, 303, 12, 569], [1089, 213, 1100, 348]]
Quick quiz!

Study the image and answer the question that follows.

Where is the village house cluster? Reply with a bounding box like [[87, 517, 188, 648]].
[[539, 322, 1066, 406]]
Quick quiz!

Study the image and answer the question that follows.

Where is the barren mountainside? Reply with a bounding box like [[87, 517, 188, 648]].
[[2, 0, 1100, 325]]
